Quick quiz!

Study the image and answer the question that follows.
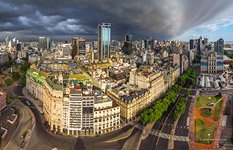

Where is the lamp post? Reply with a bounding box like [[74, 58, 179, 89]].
[[208, 133, 210, 144]]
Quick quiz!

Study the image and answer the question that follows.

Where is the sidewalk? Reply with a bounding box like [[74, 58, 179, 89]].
[[22, 88, 43, 113], [213, 95, 227, 150], [141, 122, 155, 140], [3, 102, 35, 150]]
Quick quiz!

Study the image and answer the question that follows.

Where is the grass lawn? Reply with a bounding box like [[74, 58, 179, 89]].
[[196, 96, 219, 108], [195, 125, 216, 144], [195, 118, 204, 127], [213, 100, 223, 121], [195, 118, 204, 131]]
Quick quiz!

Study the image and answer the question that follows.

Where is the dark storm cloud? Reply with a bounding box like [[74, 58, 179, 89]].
[[0, 0, 233, 40]]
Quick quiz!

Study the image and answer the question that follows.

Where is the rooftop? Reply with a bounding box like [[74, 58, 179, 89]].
[[120, 88, 149, 102], [46, 77, 63, 90]]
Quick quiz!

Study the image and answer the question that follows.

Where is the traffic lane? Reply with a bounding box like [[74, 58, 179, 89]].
[[161, 115, 174, 134], [174, 141, 189, 150], [80, 128, 139, 150], [20, 98, 77, 150], [152, 97, 181, 131], [155, 138, 168, 150], [161, 97, 184, 135], [140, 134, 158, 150], [120, 129, 142, 149], [88, 125, 133, 143], [152, 106, 174, 131], [175, 100, 192, 136], [174, 126, 189, 136]]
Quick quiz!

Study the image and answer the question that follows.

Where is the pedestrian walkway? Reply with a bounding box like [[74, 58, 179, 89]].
[[131, 121, 189, 142]]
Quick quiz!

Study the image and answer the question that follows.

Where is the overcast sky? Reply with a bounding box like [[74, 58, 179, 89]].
[[1, 0, 233, 41]]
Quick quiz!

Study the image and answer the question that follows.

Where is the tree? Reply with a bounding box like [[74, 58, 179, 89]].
[[20, 62, 31, 73], [14, 95, 19, 103], [5, 78, 13, 86], [174, 98, 186, 120], [184, 89, 192, 97], [229, 62, 233, 69], [224, 44, 231, 48], [20, 75, 26, 86], [187, 77, 196, 86], [6, 95, 11, 104], [12, 72, 20, 81]]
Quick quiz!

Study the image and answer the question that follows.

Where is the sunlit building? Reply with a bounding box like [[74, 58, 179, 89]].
[[26, 63, 120, 136], [98, 23, 111, 62]]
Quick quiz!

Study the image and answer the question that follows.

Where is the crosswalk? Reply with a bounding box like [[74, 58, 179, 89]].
[[130, 122, 189, 142]]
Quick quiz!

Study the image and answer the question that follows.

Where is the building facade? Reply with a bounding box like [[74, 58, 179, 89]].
[[26, 65, 120, 136], [129, 68, 168, 102], [72, 37, 86, 59], [107, 67, 169, 121], [200, 51, 225, 74], [98, 23, 111, 62]]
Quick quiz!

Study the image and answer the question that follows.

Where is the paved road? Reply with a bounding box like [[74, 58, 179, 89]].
[[138, 92, 195, 150], [175, 98, 192, 136], [174, 141, 189, 150], [6, 83, 138, 150], [20, 97, 136, 150], [139, 96, 181, 150], [4, 102, 34, 150], [20, 98, 77, 150]]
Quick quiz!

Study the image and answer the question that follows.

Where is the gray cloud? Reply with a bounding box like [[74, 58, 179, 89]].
[[0, 0, 233, 40]]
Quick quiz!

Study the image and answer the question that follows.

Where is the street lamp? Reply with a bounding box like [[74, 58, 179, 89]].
[[208, 133, 210, 144]]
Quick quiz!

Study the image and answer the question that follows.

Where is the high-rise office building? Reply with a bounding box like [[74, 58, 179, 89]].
[[141, 40, 145, 49], [215, 38, 224, 54], [98, 23, 111, 62], [38, 36, 46, 50], [16, 42, 22, 51], [197, 36, 203, 52], [72, 37, 86, 59], [144, 38, 150, 49], [190, 39, 194, 49], [46, 37, 51, 50], [39, 36, 50, 51], [204, 38, 208, 46], [122, 34, 133, 55], [125, 34, 132, 42]]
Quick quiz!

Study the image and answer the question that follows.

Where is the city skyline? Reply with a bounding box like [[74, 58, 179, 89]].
[[1, 0, 233, 41], [0, 1, 233, 150]]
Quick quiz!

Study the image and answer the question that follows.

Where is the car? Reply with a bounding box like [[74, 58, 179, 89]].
[[207, 102, 214, 106], [26, 100, 31, 106]]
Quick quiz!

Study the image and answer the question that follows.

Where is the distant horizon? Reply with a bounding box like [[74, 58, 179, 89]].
[[1, 35, 232, 43]]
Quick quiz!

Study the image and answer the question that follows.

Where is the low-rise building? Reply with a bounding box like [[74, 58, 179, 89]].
[[107, 85, 150, 120], [129, 67, 168, 102], [94, 94, 120, 135], [108, 67, 169, 121], [200, 51, 225, 74]]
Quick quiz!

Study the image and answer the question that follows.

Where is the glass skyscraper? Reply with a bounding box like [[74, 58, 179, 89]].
[[98, 23, 111, 62]]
